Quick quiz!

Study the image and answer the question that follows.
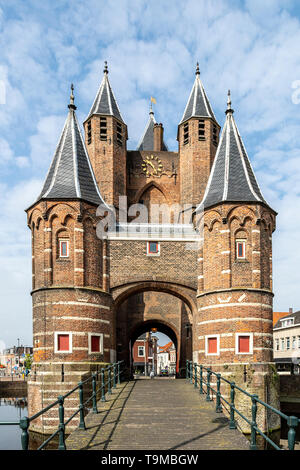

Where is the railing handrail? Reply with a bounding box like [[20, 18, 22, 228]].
[[0, 360, 125, 450], [186, 360, 299, 451]]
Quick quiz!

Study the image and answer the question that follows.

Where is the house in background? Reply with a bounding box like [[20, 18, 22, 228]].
[[132, 332, 158, 376], [157, 341, 176, 375], [273, 309, 300, 374]]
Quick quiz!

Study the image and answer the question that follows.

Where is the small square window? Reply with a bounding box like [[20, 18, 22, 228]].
[[88, 333, 103, 354], [236, 239, 246, 259], [55, 332, 72, 353], [147, 241, 160, 256], [235, 333, 253, 354], [205, 335, 219, 356], [59, 239, 69, 258]]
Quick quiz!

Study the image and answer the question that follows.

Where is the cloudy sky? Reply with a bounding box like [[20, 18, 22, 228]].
[[0, 0, 300, 348]]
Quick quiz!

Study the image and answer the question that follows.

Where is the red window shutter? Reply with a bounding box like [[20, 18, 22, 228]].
[[208, 337, 217, 354], [91, 335, 100, 352], [58, 334, 69, 351], [239, 335, 250, 353]]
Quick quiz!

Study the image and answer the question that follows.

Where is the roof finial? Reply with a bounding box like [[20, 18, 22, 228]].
[[103, 61, 109, 74], [195, 62, 200, 76], [150, 101, 154, 116], [68, 83, 77, 110], [225, 89, 234, 115]]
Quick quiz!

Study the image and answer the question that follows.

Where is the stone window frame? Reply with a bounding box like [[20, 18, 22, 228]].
[[205, 334, 220, 356], [138, 345, 145, 357], [88, 333, 103, 355], [54, 332, 73, 354], [235, 333, 253, 355], [146, 241, 160, 257], [59, 238, 69, 258], [236, 238, 246, 260]]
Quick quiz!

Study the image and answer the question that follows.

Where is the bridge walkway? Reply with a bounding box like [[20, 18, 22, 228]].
[[66, 378, 250, 450]]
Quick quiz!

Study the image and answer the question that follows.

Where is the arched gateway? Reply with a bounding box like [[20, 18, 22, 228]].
[[26, 64, 279, 436], [112, 282, 197, 376]]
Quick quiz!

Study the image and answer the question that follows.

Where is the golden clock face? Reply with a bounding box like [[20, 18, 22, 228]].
[[141, 155, 164, 176]]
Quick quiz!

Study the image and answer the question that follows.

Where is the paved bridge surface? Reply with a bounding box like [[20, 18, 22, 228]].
[[66, 379, 250, 450]]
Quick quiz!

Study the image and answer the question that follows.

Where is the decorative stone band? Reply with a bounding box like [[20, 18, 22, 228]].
[[198, 332, 273, 339], [33, 316, 110, 324], [33, 300, 110, 310], [197, 317, 273, 326], [198, 302, 272, 311]]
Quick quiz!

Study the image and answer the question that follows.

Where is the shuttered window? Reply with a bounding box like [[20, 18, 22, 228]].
[[57, 334, 70, 352]]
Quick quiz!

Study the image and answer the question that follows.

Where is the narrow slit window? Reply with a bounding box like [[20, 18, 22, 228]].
[[212, 124, 218, 146], [87, 120, 92, 145], [198, 119, 205, 140], [116, 122, 122, 146], [236, 239, 246, 259], [183, 122, 189, 145], [100, 117, 107, 141], [59, 239, 69, 258]]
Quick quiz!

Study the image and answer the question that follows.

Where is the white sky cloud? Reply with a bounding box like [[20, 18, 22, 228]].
[[0, 0, 300, 345]]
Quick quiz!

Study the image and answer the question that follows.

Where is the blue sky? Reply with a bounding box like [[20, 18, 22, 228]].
[[1, 0, 300, 348]]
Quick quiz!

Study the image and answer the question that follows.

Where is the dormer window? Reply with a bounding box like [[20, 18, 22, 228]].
[[280, 318, 294, 327], [100, 117, 107, 141], [59, 239, 69, 258]]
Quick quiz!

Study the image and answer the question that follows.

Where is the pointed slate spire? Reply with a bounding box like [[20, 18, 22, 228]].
[[136, 103, 168, 151], [36, 85, 106, 207], [196, 91, 271, 211], [86, 61, 124, 123], [179, 63, 218, 124]]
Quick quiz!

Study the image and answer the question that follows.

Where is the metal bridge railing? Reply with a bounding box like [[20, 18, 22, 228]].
[[0, 360, 124, 450], [186, 360, 299, 451]]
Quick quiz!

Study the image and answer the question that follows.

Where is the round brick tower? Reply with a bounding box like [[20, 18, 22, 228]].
[[26, 86, 114, 435], [195, 92, 279, 435]]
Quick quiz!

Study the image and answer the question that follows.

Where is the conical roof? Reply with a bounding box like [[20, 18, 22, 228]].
[[86, 61, 124, 123], [196, 91, 272, 212], [137, 107, 168, 151], [35, 86, 106, 207], [180, 63, 218, 125]]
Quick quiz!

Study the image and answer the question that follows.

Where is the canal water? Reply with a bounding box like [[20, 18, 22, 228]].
[[0, 396, 27, 450]]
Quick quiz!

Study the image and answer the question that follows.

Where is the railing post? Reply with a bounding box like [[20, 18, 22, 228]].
[[194, 363, 197, 389], [117, 362, 121, 385], [92, 373, 98, 414], [229, 382, 237, 429], [199, 365, 204, 394], [58, 395, 66, 450], [190, 361, 193, 384], [250, 394, 258, 450], [216, 374, 222, 413], [101, 368, 106, 402], [287, 416, 298, 450], [206, 368, 212, 401], [186, 360, 189, 381], [78, 381, 86, 430], [19, 416, 29, 450], [108, 366, 112, 395], [113, 363, 117, 389]]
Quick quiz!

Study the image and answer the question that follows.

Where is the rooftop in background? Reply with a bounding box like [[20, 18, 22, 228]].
[[273, 310, 300, 329]]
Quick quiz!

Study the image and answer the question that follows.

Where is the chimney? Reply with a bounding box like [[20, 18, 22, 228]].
[[289, 307, 293, 314], [153, 123, 164, 151]]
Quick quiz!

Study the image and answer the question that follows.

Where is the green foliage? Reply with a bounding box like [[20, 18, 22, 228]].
[[24, 354, 33, 370]]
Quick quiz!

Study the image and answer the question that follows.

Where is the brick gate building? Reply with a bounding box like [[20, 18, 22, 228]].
[[26, 63, 279, 435]]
